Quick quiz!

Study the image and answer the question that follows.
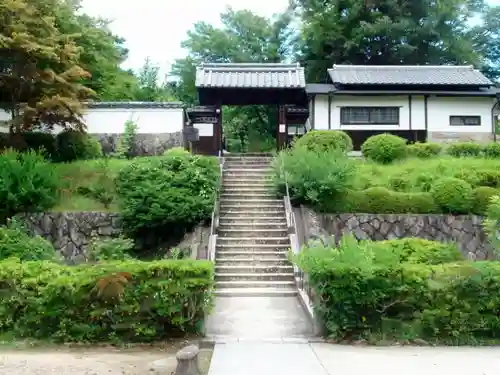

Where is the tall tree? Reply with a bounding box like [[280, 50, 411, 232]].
[[170, 7, 297, 150], [292, 0, 484, 82], [134, 58, 174, 101], [470, 5, 500, 81], [0, 0, 92, 133]]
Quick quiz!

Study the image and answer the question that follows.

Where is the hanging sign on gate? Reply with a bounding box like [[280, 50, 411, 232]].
[[183, 126, 200, 142]]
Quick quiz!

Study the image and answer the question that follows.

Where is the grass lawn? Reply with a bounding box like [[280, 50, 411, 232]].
[[52, 158, 131, 212], [352, 156, 500, 192]]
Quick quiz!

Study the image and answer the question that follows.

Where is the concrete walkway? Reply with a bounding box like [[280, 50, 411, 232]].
[[208, 342, 500, 375]]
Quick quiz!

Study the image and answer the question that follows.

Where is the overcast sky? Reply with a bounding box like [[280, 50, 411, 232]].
[[80, 0, 500, 74]]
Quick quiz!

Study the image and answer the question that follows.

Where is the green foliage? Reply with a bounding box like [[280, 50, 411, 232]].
[[484, 194, 500, 257], [407, 142, 442, 158], [0, 218, 58, 261], [273, 147, 355, 209], [446, 142, 483, 157], [163, 147, 190, 156], [0, 150, 59, 221], [115, 120, 138, 159], [115, 153, 219, 240], [76, 158, 116, 209], [293, 130, 353, 153], [430, 177, 473, 214], [361, 134, 407, 164], [483, 142, 500, 158], [19, 132, 57, 160], [472, 186, 498, 216], [87, 236, 134, 262], [55, 130, 103, 162], [293, 235, 500, 343], [0, 258, 214, 342]]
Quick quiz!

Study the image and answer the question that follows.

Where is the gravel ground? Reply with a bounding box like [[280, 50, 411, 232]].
[[0, 346, 213, 375]]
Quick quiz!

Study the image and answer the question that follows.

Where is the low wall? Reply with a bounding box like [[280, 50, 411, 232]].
[[92, 132, 184, 156], [19, 212, 210, 264], [293, 206, 493, 260]]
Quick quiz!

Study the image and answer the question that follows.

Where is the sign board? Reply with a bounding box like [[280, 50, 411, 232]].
[[193, 123, 214, 137], [279, 124, 286, 133], [193, 116, 218, 123], [183, 126, 199, 142]]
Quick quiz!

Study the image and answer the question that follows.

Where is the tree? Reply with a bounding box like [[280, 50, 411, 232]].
[[134, 58, 174, 101], [170, 7, 296, 150], [0, 0, 92, 133], [292, 0, 484, 82], [470, 5, 500, 81]]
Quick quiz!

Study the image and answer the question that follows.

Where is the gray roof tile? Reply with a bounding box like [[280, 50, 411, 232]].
[[195, 63, 306, 89], [86, 101, 184, 109], [328, 65, 493, 86]]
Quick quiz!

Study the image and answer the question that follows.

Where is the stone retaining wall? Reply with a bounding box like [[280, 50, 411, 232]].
[[19, 212, 210, 264], [91, 132, 184, 156], [293, 206, 493, 260]]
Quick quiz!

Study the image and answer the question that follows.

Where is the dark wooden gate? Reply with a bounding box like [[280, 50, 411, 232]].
[[186, 106, 221, 155]]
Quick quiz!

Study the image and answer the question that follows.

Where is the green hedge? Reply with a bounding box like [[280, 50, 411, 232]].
[[294, 236, 500, 344], [0, 258, 214, 342]]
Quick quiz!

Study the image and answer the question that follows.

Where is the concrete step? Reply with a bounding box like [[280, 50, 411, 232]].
[[216, 280, 296, 289], [222, 187, 274, 193], [215, 273, 295, 282], [217, 237, 290, 245], [216, 250, 288, 259], [224, 163, 272, 168], [222, 181, 274, 186], [220, 208, 285, 216], [220, 198, 282, 203], [219, 222, 287, 230], [214, 288, 298, 297], [215, 265, 294, 273], [220, 203, 284, 209], [218, 229, 288, 237], [225, 153, 273, 157], [220, 193, 276, 199], [219, 216, 287, 222], [216, 257, 291, 265]]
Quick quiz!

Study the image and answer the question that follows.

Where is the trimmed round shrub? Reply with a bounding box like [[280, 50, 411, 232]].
[[163, 147, 190, 156], [407, 142, 442, 158], [55, 130, 103, 162], [430, 177, 473, 214], [293, 130, 353, 153], [483, 142, 500, 158], [21, 132, 57, 160], [370, 238, 464, 265], [0, 150, 59, 221], [361, 133, 407, 163], [472, 186, 498, 216], [446, 141, 482, 157]]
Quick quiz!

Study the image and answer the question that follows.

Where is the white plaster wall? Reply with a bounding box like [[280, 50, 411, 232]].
[[0, 107, 185, 134], [311, 94, 494, 133], [427, 96, 495, 133]]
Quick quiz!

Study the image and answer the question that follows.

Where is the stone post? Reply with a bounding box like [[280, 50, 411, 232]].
[[175, 345, 201, 375]]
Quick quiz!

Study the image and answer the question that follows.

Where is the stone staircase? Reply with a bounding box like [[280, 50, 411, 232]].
[[215, 153, 297, 297]]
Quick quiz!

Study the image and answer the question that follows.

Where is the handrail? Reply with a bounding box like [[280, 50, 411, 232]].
[[208, 154, 224, 261], [280, 154, 295, 234]]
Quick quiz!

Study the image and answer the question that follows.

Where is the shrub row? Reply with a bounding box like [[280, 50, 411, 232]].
[[0, 257, 214, 342], [0, 130, 102, 162], [294, 236, 500, 344]]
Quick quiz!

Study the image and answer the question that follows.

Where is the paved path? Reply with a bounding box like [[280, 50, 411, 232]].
[[205, 296, 314, 339], [208, 342, 500, 375]]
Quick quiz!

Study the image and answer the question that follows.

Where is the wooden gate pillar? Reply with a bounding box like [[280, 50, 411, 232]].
[[277, 105, 287, 150]]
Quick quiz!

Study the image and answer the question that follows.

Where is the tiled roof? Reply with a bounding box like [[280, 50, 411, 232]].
[[328, 65, 493, 86], [86, 101, 184, 109], [195, 63, 306, 89]]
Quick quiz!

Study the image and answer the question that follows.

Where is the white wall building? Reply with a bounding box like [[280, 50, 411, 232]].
[[305, 65, 500, 149]]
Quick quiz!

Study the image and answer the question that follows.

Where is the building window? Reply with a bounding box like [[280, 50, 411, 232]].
[[449, 116, 481, 126], [340, 107, 400, 125]]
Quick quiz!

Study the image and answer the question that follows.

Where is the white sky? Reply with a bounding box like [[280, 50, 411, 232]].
[[81, 0, 500, 74]]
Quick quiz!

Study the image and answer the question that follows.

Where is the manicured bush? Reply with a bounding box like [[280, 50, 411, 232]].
[[361, 133, 407, 164], [407, 142, 442, 158], [115, 120, 138, 159], [472, 186, 498, 216], [115, 153, 219, 240], [0, 150, 59, 221], [21, 132, 57, 160], [446, 141, 482, 157], [0, 258, 214, 342], [483, 142, 500, 158], [331, 188, 438, 214], [273, 147, 355, 209], [0, 218, 58, 261], [55, 130, 103, 162], [293, 130, 353, 153], [163, 147, 190, 156], [430, 177, 473, 214], [293, 235, 500, 343]]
